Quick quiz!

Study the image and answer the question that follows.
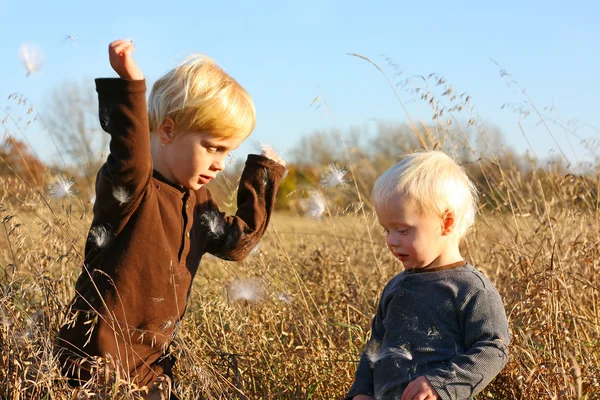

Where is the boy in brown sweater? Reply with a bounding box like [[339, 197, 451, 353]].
[[54, 39, 286, 397]]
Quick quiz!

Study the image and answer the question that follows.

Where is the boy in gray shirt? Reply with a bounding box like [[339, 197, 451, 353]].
[[345, 151, 510, 400]]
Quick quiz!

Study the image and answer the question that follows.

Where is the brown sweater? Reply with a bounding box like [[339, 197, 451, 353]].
[[54, 78, 285, 387]]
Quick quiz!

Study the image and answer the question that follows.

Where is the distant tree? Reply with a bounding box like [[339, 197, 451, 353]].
[[291, 129, 345, 166], [0, 135, 45, 186], [44, 80, 108, 187]]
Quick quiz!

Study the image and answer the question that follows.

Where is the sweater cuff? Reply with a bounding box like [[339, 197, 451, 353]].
[[423, 374, 451, 400], [344, 380, 375, 400], [95, 78, 147, 93], [246, 154, 287, 177]]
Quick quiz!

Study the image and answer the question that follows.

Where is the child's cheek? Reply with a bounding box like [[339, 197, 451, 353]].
[[403, 235, 417, 254]]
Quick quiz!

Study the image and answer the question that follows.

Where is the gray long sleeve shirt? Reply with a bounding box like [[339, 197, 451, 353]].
[[345, 262, 510, 400]]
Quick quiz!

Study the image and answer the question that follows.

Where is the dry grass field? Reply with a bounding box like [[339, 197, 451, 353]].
[[1, 171, 599, 398]]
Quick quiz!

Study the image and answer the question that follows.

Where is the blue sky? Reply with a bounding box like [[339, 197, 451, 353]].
[[0, 0, 598, 167]]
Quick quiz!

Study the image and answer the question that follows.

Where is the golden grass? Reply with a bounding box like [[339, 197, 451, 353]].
[[1, 183, 599, 398]]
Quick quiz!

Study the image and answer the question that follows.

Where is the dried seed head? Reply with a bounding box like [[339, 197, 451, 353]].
[[227, 277, 263, 302], [254, 141, 273, 155], [277, 292, 292, 304], [260, 168, 270, 186], [99, 105, 113, 131], [388, 345, 413, 361], [304, 190, 326, 219], [18, 42, 44, 77], [201, 210, 226, 238], [250, 242, 260, 256], [63, 35, 81, 47], [89, 225, 111, 248], [320, 164, 349, 188], [366, 340, 382, 365], [48, 176, 76, 199], [427, 326, 441, 339], [112, 186, 131, 204]]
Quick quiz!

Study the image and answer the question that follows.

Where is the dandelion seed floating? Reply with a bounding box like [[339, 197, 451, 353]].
[[304, 190, 326, 219], [160, 319, 173, 331], [254, 141, 276, 160], [277, 293, 292, 304], [18, 42, 44, 77], [320, 164, 349, 188], [259, 168, 270, 186], [389, 345, 413, 361], [99, 105, 112, 130], [89, 225, 110, 248], [62, 35, 81, 47], [366, 340, 382, 365], [48, 176, 76, 199], [201, 210, 225, 238], [250, 242, 260, 256], [227, 278, 262, 302], [427, 326, 441, 339], [112, 186, 131, 204]]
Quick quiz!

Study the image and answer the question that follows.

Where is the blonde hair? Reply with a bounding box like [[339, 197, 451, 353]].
[[148, 54, 255, 139], [372, 151, 478, 240]]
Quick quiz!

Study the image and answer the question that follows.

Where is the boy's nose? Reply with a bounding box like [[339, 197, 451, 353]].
[[386, 233, 401, 248], [212, 157, 226, 171]]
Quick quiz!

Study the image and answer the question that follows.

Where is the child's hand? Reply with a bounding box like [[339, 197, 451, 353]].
[[402, 376, 439, 400], [108, 39, 144, 81], [261, 145, 286, 167]]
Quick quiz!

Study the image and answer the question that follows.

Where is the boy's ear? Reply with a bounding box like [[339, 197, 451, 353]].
[[441, 210, 455, 236], [158, 117, 175, 144]]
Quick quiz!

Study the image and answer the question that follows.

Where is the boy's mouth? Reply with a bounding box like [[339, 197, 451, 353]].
[[199, 175, 214, 184]]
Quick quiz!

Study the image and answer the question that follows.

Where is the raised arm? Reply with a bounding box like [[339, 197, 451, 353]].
[[94, 40, 152, 217], [200, 154, 286, 260]]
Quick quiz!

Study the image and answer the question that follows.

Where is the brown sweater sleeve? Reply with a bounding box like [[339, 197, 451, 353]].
[[94, 78, 152, 219], [201, 154, 286, 261]]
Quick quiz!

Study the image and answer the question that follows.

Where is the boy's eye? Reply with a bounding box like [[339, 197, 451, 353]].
[[206, 147, 218, 153], [383, 227, 409, 235]]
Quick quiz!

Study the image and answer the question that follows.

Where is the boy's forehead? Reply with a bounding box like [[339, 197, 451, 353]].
[[375, 197, 413, 221], [375, 195, 442, 224], [376, 192, 413, 212], [196, 131, 245, 148]]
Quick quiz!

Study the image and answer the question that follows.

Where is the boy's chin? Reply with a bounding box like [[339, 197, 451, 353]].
[[186, 182, 203, 191]]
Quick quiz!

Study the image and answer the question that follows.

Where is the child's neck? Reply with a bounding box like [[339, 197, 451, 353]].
[[430, 249, 464, 269], [421, 241, 464, 271]]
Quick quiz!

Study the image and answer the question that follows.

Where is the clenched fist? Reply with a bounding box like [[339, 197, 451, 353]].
[[108, 39, 144, 81]]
